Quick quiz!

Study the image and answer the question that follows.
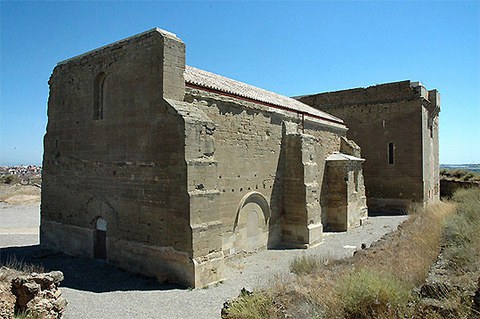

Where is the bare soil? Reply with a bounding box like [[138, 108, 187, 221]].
[[0, 184, 41, 205]]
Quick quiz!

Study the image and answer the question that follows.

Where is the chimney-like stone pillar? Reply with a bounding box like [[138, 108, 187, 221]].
[[154, 28, 186, 101]]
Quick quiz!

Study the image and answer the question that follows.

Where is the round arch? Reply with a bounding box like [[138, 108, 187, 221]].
[[233, 191, 270, 232], [231, 191, 271, 253]]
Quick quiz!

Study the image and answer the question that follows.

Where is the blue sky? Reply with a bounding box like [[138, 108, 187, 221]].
[[1, 1, 479, 165]]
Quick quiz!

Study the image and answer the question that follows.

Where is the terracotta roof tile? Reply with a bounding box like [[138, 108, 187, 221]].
[[184, 66, 343, 124]]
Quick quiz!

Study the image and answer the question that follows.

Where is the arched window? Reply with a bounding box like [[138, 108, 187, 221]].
[[94, 72, 107, 120]]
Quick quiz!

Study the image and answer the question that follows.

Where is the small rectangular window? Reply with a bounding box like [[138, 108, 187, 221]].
[[388, 143, 395, 165]]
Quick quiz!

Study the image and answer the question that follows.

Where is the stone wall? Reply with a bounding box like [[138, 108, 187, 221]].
[[42, 29, 201, 286], [324, 158, 367, 231], [422, 89, 440, 203], [185, 88, 344, 253], [297, 81, 440, 213]]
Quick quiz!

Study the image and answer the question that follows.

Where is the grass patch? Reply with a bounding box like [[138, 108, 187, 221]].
[[223, 290, 282, 319], [443, 188, 480, 271], [351, 202, 455, 288], [423, 188, 480, 317], [289, 255, 326, 276], [0, 256, 44, 286], [1, 255, 44, 274], [338, 269, 412, 319]]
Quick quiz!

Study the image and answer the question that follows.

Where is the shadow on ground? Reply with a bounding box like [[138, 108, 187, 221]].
[[0, 245, 183, 292], [368, 209, 408, 217]]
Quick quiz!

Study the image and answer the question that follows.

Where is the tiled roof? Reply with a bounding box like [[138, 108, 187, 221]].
[[184, 66, 344, 124]]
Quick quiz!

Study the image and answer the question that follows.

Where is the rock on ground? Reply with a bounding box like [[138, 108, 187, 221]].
[[0, 267, 67, 319]]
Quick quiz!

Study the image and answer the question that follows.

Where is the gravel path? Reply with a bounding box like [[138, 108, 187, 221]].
[[0, 203, 408, 319], [0, 203, 39, 247]]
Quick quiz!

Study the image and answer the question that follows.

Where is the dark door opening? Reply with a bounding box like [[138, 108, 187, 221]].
[[94, 218, 107, 260], [94, 229, 106, 259]]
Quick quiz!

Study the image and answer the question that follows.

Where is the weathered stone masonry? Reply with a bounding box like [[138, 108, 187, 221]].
[[296, 81, 440, 213], [42, 28, 367, 287]]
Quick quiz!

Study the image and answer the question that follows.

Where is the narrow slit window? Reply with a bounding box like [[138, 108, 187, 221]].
[[388, 142, 395, 165], [94, 72, 107, 120]]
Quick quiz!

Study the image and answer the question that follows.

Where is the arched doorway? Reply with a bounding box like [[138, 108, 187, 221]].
[[94, 218, 107, 259], [232, 192, 270, 253]]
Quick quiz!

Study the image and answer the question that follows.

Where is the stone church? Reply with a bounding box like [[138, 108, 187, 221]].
[[296, 81, 440, 213], [41, 28, 368, 287]]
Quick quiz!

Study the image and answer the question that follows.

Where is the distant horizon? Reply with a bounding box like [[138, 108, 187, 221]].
[[1, 162, 480, 167]]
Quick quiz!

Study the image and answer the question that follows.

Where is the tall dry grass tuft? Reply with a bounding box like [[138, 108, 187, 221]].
[[0, 256, 44, 285], [223, 290, 283, 319], [289, 255, 327, 276], [1, 255, 44, 274], [338, 269, 411, 319]]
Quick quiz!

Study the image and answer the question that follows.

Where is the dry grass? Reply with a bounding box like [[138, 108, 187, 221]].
[[1, 257, 45, 319], [338, 269, 411, 319], [223, 201, 458, 319], [351, 202, 456, 288], [224, 290, 284, 319], [0, 256, 44, 284], [289, 255, 328, 276], [444, 188, 480, 272], [0, 184, 41, 204], [417, 188, 480, 318]]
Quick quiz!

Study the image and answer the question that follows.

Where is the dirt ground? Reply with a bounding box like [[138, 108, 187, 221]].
[[0, 184, 41, 205]]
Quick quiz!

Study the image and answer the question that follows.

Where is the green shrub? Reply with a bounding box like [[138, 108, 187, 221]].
[[338, 269, 411, 319]]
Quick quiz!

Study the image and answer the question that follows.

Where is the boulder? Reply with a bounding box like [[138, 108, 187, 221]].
[[11, 271, 67, 318]]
